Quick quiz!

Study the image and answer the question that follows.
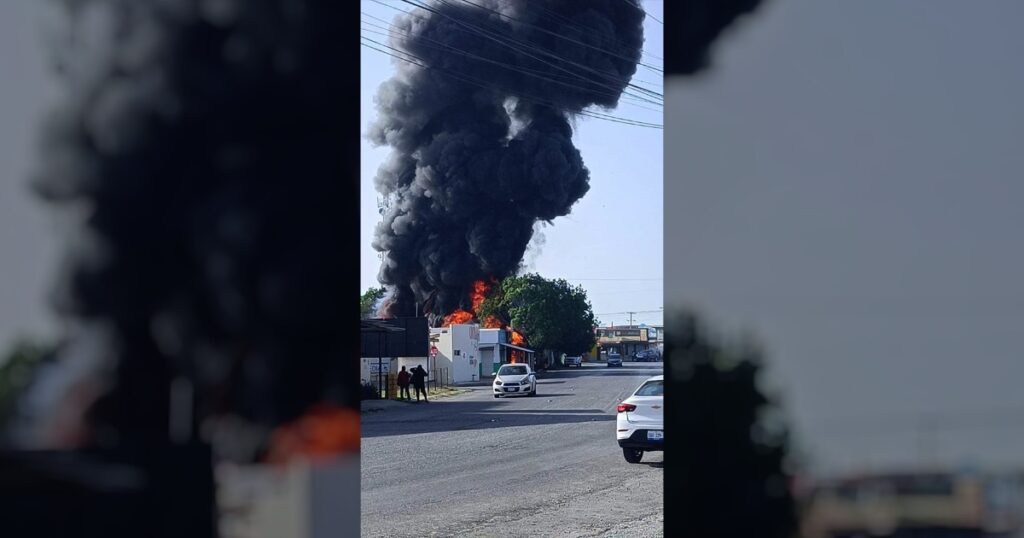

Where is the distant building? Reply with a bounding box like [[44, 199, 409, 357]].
[[596, 326, 652, 357], [478, 328, 536, 375], [801, 469, 1024, 538]]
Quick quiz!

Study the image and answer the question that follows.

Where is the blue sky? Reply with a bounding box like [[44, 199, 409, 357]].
[[359, 0, 664, 327]]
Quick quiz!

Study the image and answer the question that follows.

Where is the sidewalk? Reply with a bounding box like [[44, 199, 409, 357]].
[[360, 399, 411, 413], [360, 387, 468, 413], [452, 379, 492, 388]]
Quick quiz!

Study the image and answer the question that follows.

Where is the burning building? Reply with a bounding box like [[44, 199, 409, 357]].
[[479, 327, 535, 375]]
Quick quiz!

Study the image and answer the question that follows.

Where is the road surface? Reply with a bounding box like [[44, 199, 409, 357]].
[[361, 361, 664, 538]]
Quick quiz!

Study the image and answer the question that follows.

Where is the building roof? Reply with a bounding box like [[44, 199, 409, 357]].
[[360, 319, 407, 333], [478, 342, 535, 354]]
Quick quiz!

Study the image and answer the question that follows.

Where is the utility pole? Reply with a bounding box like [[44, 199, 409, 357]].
[[627, 312, 636, 327]]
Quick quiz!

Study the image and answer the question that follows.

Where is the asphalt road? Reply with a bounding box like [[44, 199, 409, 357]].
[[361, 361, 664, 538]]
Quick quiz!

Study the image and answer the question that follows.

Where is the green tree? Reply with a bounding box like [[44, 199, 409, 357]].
[[664, 307, 798, 537], [479, 274, 597, 358], [360, 287, 387, 319], [0, 337, 59, 429]]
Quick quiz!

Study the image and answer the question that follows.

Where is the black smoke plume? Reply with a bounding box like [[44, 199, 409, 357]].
[[25, 0, 357, 446], [664, 309, 798, 537], [664, 0, 765, 76], [370, 0, 646, 324]]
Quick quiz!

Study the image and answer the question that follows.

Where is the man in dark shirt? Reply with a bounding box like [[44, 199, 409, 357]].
[[411, 364, 428, 402], [396, 366, 411, 400]]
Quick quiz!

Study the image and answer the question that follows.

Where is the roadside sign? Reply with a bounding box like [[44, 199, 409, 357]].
[[430, 345, 438, 358], [369, 362, 391, 374]]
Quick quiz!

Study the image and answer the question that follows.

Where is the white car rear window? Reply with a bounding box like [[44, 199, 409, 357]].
[[634, 380, 663, 397]]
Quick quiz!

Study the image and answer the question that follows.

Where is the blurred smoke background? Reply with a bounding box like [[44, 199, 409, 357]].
[[666, 0, 1024, 536], [1, 1, 360, 536]]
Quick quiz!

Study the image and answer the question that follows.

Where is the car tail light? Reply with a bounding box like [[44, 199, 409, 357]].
[[616, 403, 636, 413]]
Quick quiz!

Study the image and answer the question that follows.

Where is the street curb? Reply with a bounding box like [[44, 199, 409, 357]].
[[360, 388, 469, 413]]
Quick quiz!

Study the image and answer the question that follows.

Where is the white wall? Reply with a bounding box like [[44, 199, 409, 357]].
[[428, 324, 481, 383]]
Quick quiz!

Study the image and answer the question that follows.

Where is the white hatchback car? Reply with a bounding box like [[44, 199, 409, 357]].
[[493, 363, 537, 398], [616, 375, 663, 463]]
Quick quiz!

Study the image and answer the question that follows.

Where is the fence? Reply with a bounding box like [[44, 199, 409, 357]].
[[429, 368, 450, 390]]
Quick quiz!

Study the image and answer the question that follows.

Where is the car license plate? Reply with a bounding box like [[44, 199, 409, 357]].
[[647, 431, 663, 440], [506, 387, 518, 392]]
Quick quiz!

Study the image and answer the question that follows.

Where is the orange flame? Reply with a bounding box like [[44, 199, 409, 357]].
[[442, 309, 474, 327], [471, 280, 492, 313], [442, 279, 498, 327], [265, 404, 360, 464], [511, 330, 525, 346]]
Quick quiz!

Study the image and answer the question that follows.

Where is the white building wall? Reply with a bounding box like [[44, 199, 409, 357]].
[[431, 324, 480, 383], [450, 324, 480, 383], [430, 327, 454, 383]]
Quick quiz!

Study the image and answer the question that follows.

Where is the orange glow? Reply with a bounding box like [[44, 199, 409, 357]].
[[443, 309, 474, 327], [470, 280, 492, 313], [483, 315, 503, 328], [265, 404, 360, 464], [511, 330, 525, 346]]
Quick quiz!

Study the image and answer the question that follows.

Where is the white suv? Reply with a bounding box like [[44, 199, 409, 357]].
[[616, 375, 663, 463], [493, 363, 537, 398]]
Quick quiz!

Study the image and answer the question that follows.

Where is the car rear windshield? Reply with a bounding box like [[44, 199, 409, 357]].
[[634, 380, 663, 396], [499, 366, 527, 376]]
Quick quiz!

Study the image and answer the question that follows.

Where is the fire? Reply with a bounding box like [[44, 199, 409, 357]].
[[438, 280, 531, 365], [265, 404, 360, 464], [471, 279, 492, 312], [442, 279, 496, 327], [443, 309, 474, 327]]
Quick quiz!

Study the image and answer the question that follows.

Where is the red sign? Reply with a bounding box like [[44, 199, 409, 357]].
[[430, 346, 438, 357]]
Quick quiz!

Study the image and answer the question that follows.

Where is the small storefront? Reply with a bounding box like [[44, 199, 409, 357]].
[[479, 342, 536, 374], [596, 327, 651, 358]]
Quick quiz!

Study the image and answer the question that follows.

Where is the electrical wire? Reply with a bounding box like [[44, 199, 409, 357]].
[[367, 0, 662, 107], [360, 36, 663, 128], [400, 0, 662, 107], [361, 10, 661, 101], [450, 0, 664, 78], [360, 20, 662, 114]]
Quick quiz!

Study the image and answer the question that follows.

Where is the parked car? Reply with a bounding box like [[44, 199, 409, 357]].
[[492, 363, 537, 398], [616, 375, 663, 463], [564, 355, 582, 367], [607, 352, 622, 367], [633, 349, 656, 361]]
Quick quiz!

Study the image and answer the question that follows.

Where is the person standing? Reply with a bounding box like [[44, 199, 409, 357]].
[[411, 364, 428, 403], [396, 365, 411, 400]]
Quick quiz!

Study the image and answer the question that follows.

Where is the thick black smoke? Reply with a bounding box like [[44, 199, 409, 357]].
[[664, 0, 765, 76], [370, 0, 646, 324], [26, 0, 357, 446]]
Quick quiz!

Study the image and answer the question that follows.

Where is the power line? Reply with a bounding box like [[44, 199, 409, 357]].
[[360, 19, 662, 113], [369, 0, 665, 68], [360, 36, 663, 129], [450, 0, 664, 80], [595, 309, 663, 316], [368, 0, 662, 106], [401, 0, 663, 107], [622, 0, 663, 25]]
